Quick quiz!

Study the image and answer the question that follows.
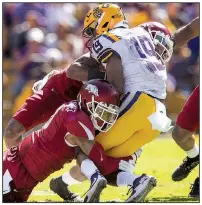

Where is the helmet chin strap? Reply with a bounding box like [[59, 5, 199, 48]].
[[85, 37, 94, 52]]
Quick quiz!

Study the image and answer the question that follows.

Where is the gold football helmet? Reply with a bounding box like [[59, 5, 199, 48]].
[[82, 3, 127, 38]]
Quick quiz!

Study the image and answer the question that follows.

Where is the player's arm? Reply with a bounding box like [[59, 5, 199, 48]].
[[173, 17, 199, 49], [72, 136, 131, 175], [90, 34, 124, 95], [105, 54, 124, 95], [66, 52, 105, 81], [4, 119, 25, 149]]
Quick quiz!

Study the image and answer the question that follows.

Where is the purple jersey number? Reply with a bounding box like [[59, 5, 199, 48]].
[[132, 35, 156, 58], [92, 40, 103, 54], [132, 35, 165, 72]]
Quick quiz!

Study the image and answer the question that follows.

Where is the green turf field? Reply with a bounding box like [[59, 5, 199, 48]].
[[26, 135, 199, 202]]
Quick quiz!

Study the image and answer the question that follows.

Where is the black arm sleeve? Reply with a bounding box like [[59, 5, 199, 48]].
[[87, 68, 106, 80]]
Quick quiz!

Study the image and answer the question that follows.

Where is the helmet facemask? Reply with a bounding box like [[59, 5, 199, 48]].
[[149, 30, 173, 64], [82, 21, 98, 38], [86, 96, 119, 132], [82, 21, 98, 51], [82, 4, 127, 51]]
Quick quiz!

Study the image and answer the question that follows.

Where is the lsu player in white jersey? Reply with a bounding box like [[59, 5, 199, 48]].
[[82, 3, 174, 157], [50, 3, 174, 202], [81, 4, 174, 201]]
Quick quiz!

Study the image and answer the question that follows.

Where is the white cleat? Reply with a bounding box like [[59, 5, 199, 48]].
[[84, 171, 107, 203], [126, 174, 157, 202]]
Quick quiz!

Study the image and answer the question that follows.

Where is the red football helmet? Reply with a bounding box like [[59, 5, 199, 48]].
[[139, 22, 174, 64], [78, 79, 120, 132]]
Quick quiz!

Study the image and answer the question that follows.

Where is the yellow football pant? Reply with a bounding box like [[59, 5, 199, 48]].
[[95, 92, 160, 157]]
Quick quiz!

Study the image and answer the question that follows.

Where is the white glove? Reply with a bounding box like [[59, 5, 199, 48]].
[[32, 70, 57, 93], [119, 147, 143, 173], [119, 160, 135, 173], [32, 80, 43, 93]]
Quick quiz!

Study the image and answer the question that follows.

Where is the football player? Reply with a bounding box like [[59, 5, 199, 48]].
[[171, 17, 199, 198], [51, 3, 174, 202], [3, 79, 121, 202], [62, 3, 173, 158]]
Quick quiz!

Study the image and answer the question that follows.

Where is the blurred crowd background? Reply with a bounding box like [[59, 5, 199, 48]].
[[3, 3, 199, 129]]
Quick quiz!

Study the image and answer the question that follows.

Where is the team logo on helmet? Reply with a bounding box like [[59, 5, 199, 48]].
[[85, 84, 99, 96], [93, 7, 102, 18]]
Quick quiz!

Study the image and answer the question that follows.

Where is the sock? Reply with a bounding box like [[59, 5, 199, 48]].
[[116, 171, 140, 186], [62, 172, 81, 185], [81, 159, 98, 180], [132, 147, 143, 162], [186, 144, 199, 158]]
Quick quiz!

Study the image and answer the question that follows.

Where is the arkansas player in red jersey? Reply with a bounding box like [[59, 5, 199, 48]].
[[4, 68, 82, 149], [3, 79, 120, 202], [4, 52, 104, 149]]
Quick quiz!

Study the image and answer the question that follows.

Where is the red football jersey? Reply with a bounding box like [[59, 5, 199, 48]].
[[18, 101, 95, 182], [43, 69, 83, 102]]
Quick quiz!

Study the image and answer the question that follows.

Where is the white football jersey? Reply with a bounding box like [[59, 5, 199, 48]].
[[91, 27, 167, 99]]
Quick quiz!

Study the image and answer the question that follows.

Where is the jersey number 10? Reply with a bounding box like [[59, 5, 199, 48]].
[[132, 35, 156, 58], [132, 36, 165, 72]]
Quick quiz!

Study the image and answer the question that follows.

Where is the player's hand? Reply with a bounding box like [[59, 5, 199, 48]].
[[32, 80, 43, 93], [119, 160, 135, 173]]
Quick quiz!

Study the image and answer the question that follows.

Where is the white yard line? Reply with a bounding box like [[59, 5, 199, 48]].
[[31, 190, 56, 196]]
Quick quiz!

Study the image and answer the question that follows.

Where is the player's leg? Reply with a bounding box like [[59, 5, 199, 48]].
[[74, 148, 107, 203], [95, 150, 156, 203], [79, 146, 154, 202], [51, 147, 150, 202], [80, 159, 107, 202], [3, 147, 38, 202], [106, 128, 160, 157], [50, 165, 85, 202], [104, 129, 159, 202], [172, 86, 199, 181], [105, 148, 156, 202], [117, 172, 157, 202], [95, 93, 157, 153], [50, 149, 107, 202], [4, 89, 65, 149], [82, 146, 155, 202]]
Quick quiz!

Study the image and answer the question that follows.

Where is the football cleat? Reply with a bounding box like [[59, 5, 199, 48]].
[[189, 177, 199, 198], [126, 174, 157, 202], [50, 176, 83, 202], [172, 155, 199, 181], [84, 170, 107, 202]]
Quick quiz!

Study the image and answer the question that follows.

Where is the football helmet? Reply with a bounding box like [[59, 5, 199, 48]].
[[78, 79, 120, 132], [82, 3, 127, 38], [139, 22, 174, 63]]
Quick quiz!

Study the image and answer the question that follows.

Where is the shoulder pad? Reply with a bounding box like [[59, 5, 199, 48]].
[[65, 105, 95, 140]]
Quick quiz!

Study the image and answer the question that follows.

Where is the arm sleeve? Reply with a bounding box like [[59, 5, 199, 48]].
[[89, 142, 132, 175], [87, 68, 106, 80], [66, 52, 100, 81]]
